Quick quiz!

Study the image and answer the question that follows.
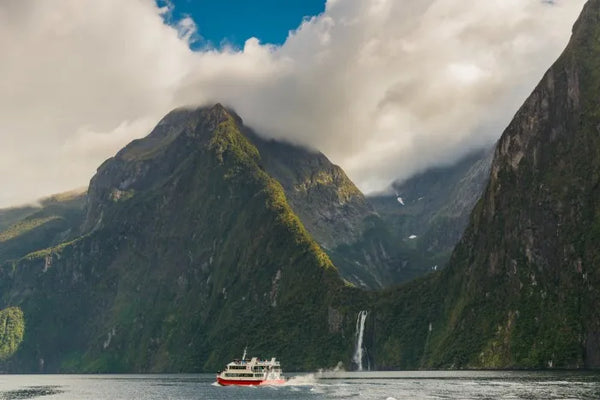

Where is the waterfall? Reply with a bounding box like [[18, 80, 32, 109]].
[[352, 310, 368, 371]]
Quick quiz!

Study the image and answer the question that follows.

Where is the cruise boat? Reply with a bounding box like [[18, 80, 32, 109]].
[[216, 350, 285, 386]]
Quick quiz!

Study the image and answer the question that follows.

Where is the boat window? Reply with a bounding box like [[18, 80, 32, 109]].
[[224, 373, 255, 378]]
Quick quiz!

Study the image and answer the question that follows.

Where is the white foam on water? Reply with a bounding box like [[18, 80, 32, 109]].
[[284, 374, 318, 386], [353, 310, 368, 371]]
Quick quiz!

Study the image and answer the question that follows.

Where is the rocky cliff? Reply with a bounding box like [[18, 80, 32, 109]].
[[372, 0, 600, 369], [435, 0, 600, 368]]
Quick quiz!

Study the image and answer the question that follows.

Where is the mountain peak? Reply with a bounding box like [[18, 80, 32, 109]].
[[2, 99, 352, 372], [206, 102, 230, 120], [207, 103, 243, 125], [209, 102, 227, 114]]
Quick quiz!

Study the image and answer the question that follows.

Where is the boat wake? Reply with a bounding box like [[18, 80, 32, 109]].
[[282, 374, 318, 386]]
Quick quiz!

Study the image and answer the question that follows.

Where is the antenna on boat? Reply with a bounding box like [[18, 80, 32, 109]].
[[242, 346, 247, 361]]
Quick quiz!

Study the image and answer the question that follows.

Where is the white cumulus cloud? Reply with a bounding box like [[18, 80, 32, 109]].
[[0, 0, 587, 207]]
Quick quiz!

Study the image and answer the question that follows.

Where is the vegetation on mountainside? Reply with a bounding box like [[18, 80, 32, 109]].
[[0, 217, 61, 243], [0, 192, 85, 264], [0, 208, 38, 233], [358, 0, 600, 370], [246, 129, 404, 289], [0, 105, 361, 373], [211, 117, 335, 271], [0, 190, 84, 232], [23, 234, 90, 261], [0, 307, 25, 361], [405, 0, 600, 369]]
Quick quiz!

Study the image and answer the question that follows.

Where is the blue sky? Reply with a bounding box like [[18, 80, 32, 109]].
[[159, 0, 326, 49]]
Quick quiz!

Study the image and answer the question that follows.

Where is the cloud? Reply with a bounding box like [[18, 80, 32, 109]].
[[203, 0, 586, 192], [0, 0, 586, 207], [0, 0, 191, 206]]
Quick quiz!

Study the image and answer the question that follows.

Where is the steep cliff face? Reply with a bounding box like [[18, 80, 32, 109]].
[[433, 0, 600, 368], [0, 105, 363, 372], [371, 0, 600, 369]]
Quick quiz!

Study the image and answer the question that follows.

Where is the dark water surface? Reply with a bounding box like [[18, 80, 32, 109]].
[[0, 371, 598, 399]]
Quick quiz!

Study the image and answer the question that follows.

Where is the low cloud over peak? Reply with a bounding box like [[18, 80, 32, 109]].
[[0, 0, 586, 206]]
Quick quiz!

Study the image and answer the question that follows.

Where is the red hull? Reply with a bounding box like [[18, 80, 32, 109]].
[[216, 376, 285, 386]]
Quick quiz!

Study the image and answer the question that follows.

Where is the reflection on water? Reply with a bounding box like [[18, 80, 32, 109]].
[[0, 372, 598, 399], [0, 386, 63, 400]]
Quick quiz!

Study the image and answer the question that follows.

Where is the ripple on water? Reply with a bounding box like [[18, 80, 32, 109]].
[[0, 385, 64, 400]]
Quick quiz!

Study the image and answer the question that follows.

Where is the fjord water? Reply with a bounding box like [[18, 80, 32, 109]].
[[0, 371, 599, 400]]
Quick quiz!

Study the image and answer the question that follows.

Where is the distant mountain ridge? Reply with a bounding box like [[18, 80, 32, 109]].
[[369, 147, 493, 273], [0, 190, 85, 263]]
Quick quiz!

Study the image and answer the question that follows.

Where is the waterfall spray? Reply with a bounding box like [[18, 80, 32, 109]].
[[352, 310, 368, 371]]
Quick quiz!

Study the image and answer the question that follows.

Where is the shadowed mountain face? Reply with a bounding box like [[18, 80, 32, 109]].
[[433, 0, 600, 368], [246, 132, 373, 250], [372, 0, 600, 369], [433, 0, 600, 367], [0, 105, 365, 372], [0, 191, 86, 263], [369, 148, 493, 274], [244, 132, 419, 288]]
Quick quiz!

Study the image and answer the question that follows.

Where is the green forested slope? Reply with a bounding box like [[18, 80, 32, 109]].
[[0, 105, 364, 372], [372, 0, 600, 369], [0, 191, 85, 263], [0, 307, 24, 362]]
